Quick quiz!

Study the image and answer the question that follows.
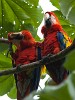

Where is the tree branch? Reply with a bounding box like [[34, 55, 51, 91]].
[[0, 39, 75, 76], [0, 38, 9, 44]]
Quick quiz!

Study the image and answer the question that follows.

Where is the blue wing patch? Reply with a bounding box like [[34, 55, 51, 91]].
[[57, 32, 66, 50]]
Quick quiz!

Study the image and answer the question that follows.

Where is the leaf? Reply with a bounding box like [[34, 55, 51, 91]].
[[0, 53, 12, 70], [66, 72, 75, 99], [33, 72, 75, 100], [0, 0, 43, 38], [21, 23, 37, 38], [59, 0, 75, 24], [0, 43, 8, 52], [0, 0, 2, 27], [7, 83, 17, 99], [50, 0, 60, 9], [64, 50, 75, 71], [26, 0, 39, 7], [0, 53, 15, 96], [0, 75, 14, 95], [34, 35, 41, 41], [38, 85, 72, 100]]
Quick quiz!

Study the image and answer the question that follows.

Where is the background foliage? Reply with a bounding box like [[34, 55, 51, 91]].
[[0, 0, 75, 99]]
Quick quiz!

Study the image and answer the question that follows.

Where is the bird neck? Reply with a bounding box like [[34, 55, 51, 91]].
[[49, 24, 62, 33]]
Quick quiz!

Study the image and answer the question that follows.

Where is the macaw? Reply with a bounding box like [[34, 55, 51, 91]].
[[8, 30, 42, 100], [41, 11, 72, 84]]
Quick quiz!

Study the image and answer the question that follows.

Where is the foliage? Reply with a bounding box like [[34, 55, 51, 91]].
[[0, 0, 43, 38], [0, 0, 75, 99], [26, 72, 75, 100], [64, 50, 75, 71], [50, 0, 75, 24], [59, 0, 75, 25]]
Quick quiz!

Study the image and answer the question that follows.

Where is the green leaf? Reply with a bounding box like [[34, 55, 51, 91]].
[[0, 0, 2, 27], [0, 75, 14, 95], [7, 83, 17, 99], [33, 72, 75, 100], [2, 0, 20, 32], [34, 35, 41, 41], [0, 54, 15, 96], [11, 0, 43, 27], [0, 43, 8, 52], [38, 85, 72, 100], [60, 0, 75, 24], [21, 23, 37, 38], [0, 0, 43, 38], [64, 50, 75, 71], [50, 0, 60, 9], [0, 53, 12, 70], [26, 0, 39, 7]]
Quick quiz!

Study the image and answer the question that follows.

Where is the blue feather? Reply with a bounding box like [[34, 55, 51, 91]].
[[57, 32, 66, 50]]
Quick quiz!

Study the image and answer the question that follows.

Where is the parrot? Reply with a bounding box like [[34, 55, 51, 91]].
[[8, 30, 42, 100], [41, 11, 72, 84]]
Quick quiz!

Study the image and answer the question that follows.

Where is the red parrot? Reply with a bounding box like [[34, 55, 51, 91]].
[[41, 11, 72, 84], [8, 30, 41, 100]]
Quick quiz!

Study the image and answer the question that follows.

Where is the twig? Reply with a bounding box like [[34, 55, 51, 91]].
[[0, 39, 75, 76], [0, 38, 9, 44]]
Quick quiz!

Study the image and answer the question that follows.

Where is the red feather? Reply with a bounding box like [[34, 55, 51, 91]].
[[41, 11, 72, 84], [8, 30, 40, 100]]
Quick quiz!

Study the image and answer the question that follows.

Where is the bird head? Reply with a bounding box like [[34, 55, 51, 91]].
[[8, 32, 24, 41], [8, 30, 35, 48], [8, 32, 24, 47], [44, 12, 60, 28]]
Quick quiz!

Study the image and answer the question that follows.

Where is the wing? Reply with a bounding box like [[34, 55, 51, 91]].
[[57, 32, 72, 50], [62, 31, 72, 47]]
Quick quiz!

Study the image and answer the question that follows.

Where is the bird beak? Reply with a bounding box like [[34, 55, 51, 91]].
[[44, 13, 51, 28], [44, 13, 51, 21]]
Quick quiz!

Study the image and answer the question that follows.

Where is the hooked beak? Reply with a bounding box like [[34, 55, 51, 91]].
[[44, 13, 51, 28], [44, 13, 50, 20]]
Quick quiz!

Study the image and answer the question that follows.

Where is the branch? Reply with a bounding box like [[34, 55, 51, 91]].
[[0, 38, 9, 44], [0, 39, 75, 76]]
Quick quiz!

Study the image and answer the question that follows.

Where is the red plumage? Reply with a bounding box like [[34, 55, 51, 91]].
[[41, 24, 62, 55], [41, 12, 72, 84], [8, 30, 41, 100]]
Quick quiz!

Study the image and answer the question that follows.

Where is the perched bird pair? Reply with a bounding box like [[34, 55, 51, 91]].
[[7, 11, 72, 99]]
